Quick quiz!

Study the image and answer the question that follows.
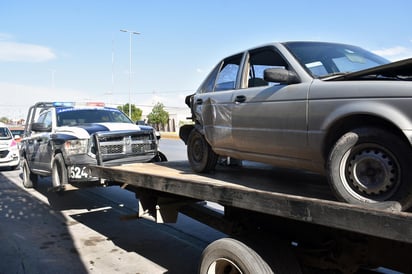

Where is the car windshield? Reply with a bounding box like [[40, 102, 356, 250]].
[[284, 42, 390, 78], [56, 108, 133, 126], [0, 127, 12, 140]]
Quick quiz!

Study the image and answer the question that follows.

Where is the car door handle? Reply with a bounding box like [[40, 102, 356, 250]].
[[195, 99, 203, 105], [235, 95, 246, 103]]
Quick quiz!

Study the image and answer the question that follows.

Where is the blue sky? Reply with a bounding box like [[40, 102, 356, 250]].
[[1, 0, 412, 120]]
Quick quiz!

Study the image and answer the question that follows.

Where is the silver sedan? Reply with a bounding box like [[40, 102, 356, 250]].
[[180, 41, 412, 210]]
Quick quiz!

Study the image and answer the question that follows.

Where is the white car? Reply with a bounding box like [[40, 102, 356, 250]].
[[0, 124, 20, 170]]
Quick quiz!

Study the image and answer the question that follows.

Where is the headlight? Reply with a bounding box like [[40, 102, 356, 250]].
[[64, 139, 88, 155]]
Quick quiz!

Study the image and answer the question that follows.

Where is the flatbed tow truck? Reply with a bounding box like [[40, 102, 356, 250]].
[[90, 160, 412, 274]]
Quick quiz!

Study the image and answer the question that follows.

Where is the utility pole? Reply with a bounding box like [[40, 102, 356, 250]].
[[120, 29, 140, 119]]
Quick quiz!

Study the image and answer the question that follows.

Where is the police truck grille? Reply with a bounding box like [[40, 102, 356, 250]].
[[97, 134, 155, 156], [101, 144, 123, 154]]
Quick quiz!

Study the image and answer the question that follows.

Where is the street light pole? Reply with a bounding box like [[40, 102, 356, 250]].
[[120, 29, 140, 119]]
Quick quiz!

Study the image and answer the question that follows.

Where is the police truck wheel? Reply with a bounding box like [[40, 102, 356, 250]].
[[150, 151, 168, 162], [199, 238, 273, 274], [52, 153, 68, 191], [187, 129, 218, 173], [22, 158, 37, 188]]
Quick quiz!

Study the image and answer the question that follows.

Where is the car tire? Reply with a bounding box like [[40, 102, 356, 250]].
[[22, 158, 38, 188], [327, 127, 412, 210], [187, 129, 218, 173], [52, 153, 68, 190]]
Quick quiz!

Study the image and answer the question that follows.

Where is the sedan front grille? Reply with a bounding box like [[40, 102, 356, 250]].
[[0, 150, 9, 158]]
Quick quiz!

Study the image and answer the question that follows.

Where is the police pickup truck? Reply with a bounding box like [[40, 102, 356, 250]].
[[20, 102, 164, 190]]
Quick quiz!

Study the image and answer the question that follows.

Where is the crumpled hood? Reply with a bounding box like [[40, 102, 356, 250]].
[[328, 58, 412, 81], [57, 123, 141, 138]]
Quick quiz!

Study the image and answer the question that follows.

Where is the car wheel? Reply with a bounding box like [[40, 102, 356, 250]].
[[22, 158, 38, 188], [52, 153, 68, 190], [327, 127, 412, 210], [187, 129, 218, 173]]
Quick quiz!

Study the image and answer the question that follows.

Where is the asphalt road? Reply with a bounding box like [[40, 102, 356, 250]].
[[0, 138, 225, 274]]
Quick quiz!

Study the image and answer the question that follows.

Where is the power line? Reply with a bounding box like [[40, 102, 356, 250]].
[[113, 89, 195, 95]]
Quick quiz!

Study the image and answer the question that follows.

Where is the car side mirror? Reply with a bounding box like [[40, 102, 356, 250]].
[[264, 68, 300, 84], [31, 122, 52, 132]]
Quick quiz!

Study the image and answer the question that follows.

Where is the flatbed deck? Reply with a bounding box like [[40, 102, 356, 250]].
[[91, 161, 412, 244]]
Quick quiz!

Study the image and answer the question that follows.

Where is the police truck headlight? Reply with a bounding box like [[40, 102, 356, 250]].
[[64, 139, 89, 155]]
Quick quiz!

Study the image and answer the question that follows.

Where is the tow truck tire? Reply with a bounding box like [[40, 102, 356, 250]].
[[187, 129, 218, 173], [199, 238, 273, 274], [22, 158, 37, 188], [327, 127, 412, 210], [52, 153, 68, 190]]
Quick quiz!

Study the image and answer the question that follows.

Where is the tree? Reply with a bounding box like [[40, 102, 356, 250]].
[[147, 102, 169, 130], [117, 103, 143, 122], [0, 117, 10, 124]]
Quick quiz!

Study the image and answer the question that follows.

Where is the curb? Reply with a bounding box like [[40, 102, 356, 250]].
[[160, 132, 179, 139]]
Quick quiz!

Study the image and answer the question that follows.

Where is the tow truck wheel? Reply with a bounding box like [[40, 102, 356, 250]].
[[52, 153, 68, 191], [199, 238, 273, 274], [327, 127, 412, 210], [187, 129, 218, 173], [22, 158, 37, 188]]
